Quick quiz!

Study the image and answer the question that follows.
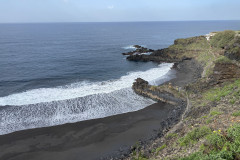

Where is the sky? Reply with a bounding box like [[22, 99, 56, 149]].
[[0, 0, 240, 23]]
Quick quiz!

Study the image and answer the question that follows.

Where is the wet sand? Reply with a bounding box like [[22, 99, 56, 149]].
[[0, 102, 177, 160]]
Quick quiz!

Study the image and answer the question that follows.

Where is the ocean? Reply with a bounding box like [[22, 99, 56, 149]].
[[0, 21, 240, 135]]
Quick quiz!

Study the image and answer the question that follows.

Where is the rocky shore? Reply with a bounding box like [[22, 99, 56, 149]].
[[124, 30, 240, 160]]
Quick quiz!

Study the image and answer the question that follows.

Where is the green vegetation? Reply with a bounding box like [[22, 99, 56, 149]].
[[178, 126, 211, 146], [155, 144, 167, 153], [210, 110, 222, 116], [232, 111, 240, 117], [129, 31, 240, 160], [215, 55, 232, 64], [166, 133, 178, 139], [169, 36, 209, 59], [203, 79, 240, 102], [180, 124, 240, 160], [204, 110, 223, 125], [210, 30, 236, 48]]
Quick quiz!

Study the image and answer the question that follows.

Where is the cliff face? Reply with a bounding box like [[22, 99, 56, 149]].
[[211, 62, 240, 83]]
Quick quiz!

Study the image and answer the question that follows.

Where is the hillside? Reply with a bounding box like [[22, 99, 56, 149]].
[[125, 30, 240, 160]]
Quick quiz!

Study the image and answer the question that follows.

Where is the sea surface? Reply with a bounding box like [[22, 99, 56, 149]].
[[0, 21, 240, 135]]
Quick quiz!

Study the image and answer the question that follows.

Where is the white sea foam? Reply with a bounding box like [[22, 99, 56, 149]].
[[0, 63, 174, 135], [0, 63, 173, 106], [0, 88, 156, 135], [122, 45, 137, 50], [122, 45, 147, 50]]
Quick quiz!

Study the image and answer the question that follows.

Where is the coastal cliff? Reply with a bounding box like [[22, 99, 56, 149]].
[[125, 30, 240, 160]]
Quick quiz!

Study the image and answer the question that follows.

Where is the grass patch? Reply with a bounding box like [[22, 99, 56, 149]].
[[155, 144, 167, 153], [215, 55, 232, 64], [178, 126, 211, 146], [197, 50, 215, 65], [205, 110, 222, 124], [210, 111, 222, 116], [166, 133, 178, 139], [203, 79, 240, 102], [169, 36, 209, 52], [210, 30, 236, 48], [232, 111, 240, 117], [179, 124, 240, 160]]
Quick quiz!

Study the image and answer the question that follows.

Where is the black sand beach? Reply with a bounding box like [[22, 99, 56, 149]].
[[0, 102, 179, 160], [0, 59, 200, 160]]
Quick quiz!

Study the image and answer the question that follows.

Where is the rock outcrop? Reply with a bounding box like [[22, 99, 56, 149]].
[[132, 78, 185, 105], [122, 45, 154, 56], [126, 48, 191, 62], [126, 36, 206, 63], [210, 62, 240, 83]]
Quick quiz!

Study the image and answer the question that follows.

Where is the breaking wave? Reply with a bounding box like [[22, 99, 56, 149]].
[[0, 63, 174, 135]]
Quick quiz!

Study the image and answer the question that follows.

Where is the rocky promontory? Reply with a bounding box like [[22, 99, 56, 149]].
[[126, 36, 206, 62], [132, 78, 185, 105], [125, 30, 240, 160]]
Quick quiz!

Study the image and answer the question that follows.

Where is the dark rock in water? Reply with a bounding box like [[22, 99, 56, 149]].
[[134, 78, 149, 87], [133, 45, 142, 49], [122, 45, 154, 56]]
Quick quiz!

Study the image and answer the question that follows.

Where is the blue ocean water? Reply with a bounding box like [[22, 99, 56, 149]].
[[0, 21, 240, 134]]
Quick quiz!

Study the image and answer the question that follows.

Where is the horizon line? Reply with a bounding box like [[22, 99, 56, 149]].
[[0, 19, 240, 24]]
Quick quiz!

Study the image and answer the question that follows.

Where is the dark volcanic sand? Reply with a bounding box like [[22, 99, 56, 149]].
[[0, 102, 175, 160]]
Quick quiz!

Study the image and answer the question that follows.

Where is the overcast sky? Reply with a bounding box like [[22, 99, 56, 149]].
[[0, 0, 240, 23]]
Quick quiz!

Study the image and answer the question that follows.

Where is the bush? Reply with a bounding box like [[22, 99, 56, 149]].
[[210, 30, 235, 48]]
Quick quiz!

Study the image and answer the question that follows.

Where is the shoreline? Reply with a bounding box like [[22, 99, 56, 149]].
[[0, 58, 200, 160], [0, 102, 182, 160]]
